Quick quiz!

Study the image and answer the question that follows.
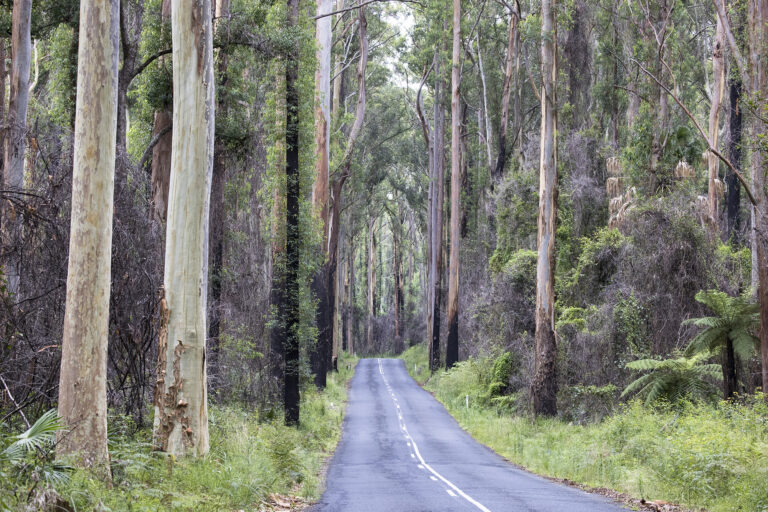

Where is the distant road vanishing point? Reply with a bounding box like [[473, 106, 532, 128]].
[[312, 358, 627, 512]]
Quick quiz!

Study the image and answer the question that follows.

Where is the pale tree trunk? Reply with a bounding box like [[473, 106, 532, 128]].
[[532, 0, 558, 417], [708, 16, 725, 232], [475, 33, 493, 171], [2, 0, 31, 298], [310, 0, 333, 387], [312, 0, 332, 231], [154, 0, 215, 456], [366, 216, 375, 352], [445, 0, 461, 369], [57, 0, 120, 471], [493, 7, 518, 181], [347, 241, 355, 355]]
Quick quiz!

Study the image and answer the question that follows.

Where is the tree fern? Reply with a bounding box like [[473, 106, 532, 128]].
[[683, 290, 758, 398], [621, 353, 722, 404]]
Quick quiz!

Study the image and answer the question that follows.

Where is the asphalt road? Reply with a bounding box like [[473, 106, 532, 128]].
[[312, 358, 627, 512]]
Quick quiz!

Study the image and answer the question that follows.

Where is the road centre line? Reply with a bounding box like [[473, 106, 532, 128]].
[[377, 359, 493, 512]]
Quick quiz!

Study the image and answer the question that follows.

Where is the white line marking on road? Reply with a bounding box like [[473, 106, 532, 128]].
[[430, 476, 438, 481], [377, 359, 492, 512], [411, 453, 416, 459], [418, 464, 425, 470], [447, 490, 457, 497]]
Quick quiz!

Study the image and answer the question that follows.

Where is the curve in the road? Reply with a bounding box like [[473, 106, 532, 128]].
[[313, 358, 627, 512]]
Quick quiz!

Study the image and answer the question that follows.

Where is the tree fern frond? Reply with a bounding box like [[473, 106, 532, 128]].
[[685, 326, 728, 356]]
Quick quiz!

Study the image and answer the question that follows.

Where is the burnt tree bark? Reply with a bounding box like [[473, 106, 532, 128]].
[[284, 0, 301, 425]]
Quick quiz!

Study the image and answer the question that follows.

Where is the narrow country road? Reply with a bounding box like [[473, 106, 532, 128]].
[[312, 358, 627, 512]]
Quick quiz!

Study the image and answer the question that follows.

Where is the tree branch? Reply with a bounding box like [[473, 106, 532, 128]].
[[631, 57, 757, 206]]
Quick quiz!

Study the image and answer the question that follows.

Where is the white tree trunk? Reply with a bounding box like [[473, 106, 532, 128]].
[[532, 0, 558, 417], [313, 0, 332, 239], [57, 0, 120, 471], [154, 0, 215, 457], [708, 15, 725, 231], [475, 34, 493, 170], [2, 0, 32, 297]]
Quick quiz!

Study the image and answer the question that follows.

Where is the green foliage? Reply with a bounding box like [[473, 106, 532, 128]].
[[684, 290, 759, 362], [612, 291, 651, 362], [485, 352, 517, 400], [405, 349, 768, 512], [560, 228, 628, 306], [621, 353, 721, 404], [1, 410, 71, 508], [43, 357, 356, 511], [489, 172, 538, 272], [559, 384, 618, 424]]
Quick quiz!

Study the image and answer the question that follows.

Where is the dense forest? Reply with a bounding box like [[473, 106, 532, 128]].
[[0, 0, 767, 509]]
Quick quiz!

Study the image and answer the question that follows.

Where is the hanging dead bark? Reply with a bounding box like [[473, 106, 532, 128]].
[[153, 0, 215, 455]]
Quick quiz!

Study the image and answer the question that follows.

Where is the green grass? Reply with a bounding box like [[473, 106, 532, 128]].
[[2, 355, 356, 511], [400, 345, 768, 512]]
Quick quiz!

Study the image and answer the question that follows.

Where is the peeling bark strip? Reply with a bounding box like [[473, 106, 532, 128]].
[[57, 0, 120, 470], [532, 0, 558, 417], [153, 0, 215, 457]]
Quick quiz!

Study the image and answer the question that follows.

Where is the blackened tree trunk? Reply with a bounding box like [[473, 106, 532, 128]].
[[428, 33, 446, 372], [723, 336, 738, 399], [726, 76, 742, 238], [284, 0, 301, 426], [208, 0, 230, 362]]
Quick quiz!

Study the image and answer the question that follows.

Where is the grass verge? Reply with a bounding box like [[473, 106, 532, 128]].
[[2, 355, 356, 511], [400, 345, 768, 512]]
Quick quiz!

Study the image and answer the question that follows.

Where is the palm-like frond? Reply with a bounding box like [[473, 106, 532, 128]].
[[2, 409, 63, 462], [684, 290, 759, 359]]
